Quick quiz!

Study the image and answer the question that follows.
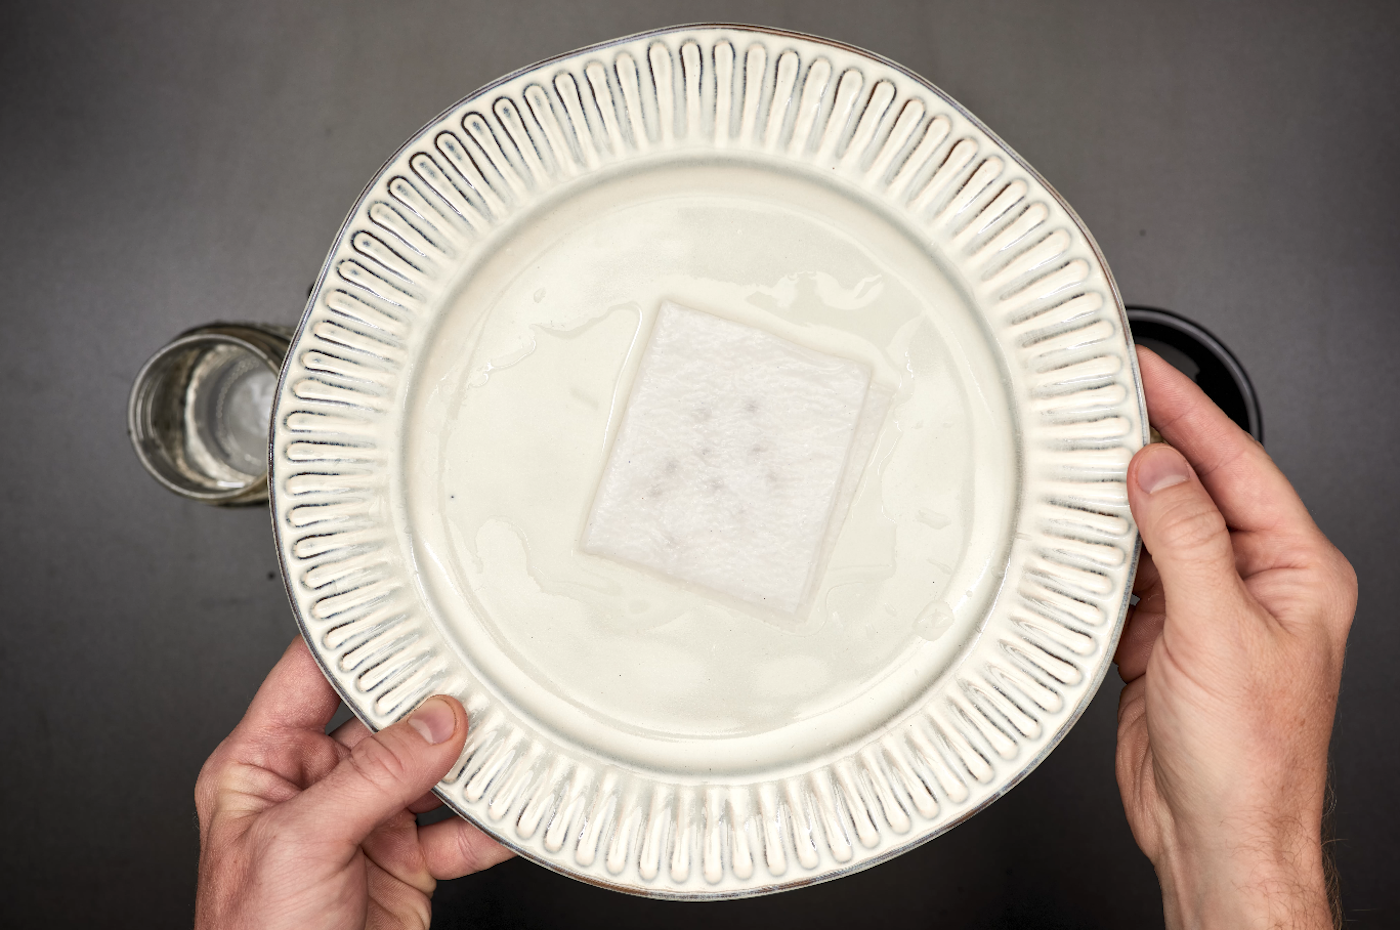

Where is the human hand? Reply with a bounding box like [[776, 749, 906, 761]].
[[1115, 347, 1356, 929], [194, 638, 512, 930]]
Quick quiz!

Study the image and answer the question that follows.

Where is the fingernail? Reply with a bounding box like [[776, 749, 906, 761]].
[[1137, 446, 1190, 495], [408, 697, 456, 745]]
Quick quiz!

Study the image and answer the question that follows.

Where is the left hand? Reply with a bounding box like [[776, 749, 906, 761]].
[[194, 638, 512, 930]]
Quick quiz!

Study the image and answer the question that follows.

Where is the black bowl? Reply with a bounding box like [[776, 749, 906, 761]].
[[1126, 306, 1263, 444]]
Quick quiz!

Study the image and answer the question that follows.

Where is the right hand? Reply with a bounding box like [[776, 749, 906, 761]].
[[1114, 347, 1356, 929]]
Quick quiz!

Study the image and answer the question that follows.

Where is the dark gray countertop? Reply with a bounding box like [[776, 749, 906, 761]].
[[2, 1, 1396, 926]]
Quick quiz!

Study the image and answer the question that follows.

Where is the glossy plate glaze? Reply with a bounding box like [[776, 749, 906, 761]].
[[271, 24, 1146, 898]]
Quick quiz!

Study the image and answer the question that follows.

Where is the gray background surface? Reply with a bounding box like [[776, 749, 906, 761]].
[[2, 1, 1396, 927]]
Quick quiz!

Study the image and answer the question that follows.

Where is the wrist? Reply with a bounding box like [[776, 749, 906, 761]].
[[1155, 829, 1332, 930]]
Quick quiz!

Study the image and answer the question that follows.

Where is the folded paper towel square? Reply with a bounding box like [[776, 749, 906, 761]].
[[583, 301, 888, 614]]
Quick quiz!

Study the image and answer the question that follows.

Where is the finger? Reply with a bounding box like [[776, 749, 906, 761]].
[[277, 695, 469, 851], [1127, 442, 1245, 627], [419, 817, 515, 880], [409, 791, 444, 815], [1137, 347, 1311, 536], [204, 639, 344, 797], [330, 700, 442, 811], [1117, 554, 1163, 681], [1132, 550, 1161, 595], [330, 716, 371, 750], [237, 638, 342, 737], [1115, 599, 1164, 683]]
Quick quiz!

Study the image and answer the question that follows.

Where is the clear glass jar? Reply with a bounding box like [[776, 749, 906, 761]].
[[127, 323, 290, 504]]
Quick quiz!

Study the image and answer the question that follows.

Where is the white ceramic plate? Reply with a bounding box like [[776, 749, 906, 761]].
[[272, 24, 1145, 898]]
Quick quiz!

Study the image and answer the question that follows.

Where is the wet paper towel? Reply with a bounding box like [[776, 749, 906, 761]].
[[583, 301, 889, 614]]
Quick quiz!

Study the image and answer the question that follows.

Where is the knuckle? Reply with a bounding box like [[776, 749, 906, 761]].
[[404, 897, 433, 930], [455, 825, 487, 873], [347, 733, 412, 792], [194, 764, 213, 808], [1116, 689, 1145, 732], [1329, 554, 1359, 631], [194, 781, 214, 825], [1308, 541, 1359, 631], [193, 745, 231, 823], [1334, 551, 1359, 598], [1153, 498, 1229, 556], [448, 822, 508, 877]]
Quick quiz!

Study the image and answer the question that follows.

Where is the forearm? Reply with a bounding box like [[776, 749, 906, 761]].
[[1155, 838, 1333, 930]]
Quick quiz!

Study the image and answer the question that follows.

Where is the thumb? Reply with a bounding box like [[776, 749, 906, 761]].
[[1128, 443, 1242, 626], [281, 695, 468, 849]]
